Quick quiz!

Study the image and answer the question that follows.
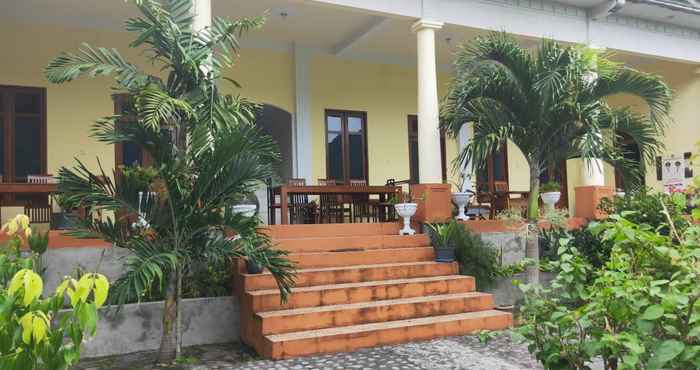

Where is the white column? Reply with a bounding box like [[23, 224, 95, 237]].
[[582, 157, 605, 186], [458, 123, 473, 192], [192, 0, 211, 32], [293, 43, 313, 183], [412, 19, 444, 184]]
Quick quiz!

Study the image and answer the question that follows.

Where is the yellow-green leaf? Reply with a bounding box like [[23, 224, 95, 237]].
[[19, 313, 33, 344], [22, 269, 43, 306], [91, 274, 109, 308], [8, 269, 27, 296], [32, 313, 48, 343]]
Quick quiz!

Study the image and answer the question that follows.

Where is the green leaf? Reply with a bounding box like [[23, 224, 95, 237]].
[[641, 305, 664, 321], [648, 340, 685, 369]]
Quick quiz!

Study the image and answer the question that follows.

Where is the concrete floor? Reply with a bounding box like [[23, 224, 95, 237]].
[[75, 332, 549, 370]]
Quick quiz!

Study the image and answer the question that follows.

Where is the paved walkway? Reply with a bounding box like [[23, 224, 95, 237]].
[[76, 332, 545, 370]]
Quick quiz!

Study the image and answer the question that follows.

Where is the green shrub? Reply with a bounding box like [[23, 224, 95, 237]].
[[515, 212, 700, 370], [540, 181, 561, 193], [598, 187, 690, 235], [452, 225, 500, 290]]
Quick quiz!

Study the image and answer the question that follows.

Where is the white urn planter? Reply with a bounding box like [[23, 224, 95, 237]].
[[452, 192, 472, 221], [540, 192, 561, 209], [231, 204, 257, 218], [394, 203, 418, 236]]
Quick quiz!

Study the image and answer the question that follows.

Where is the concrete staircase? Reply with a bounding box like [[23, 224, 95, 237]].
[[234, 223, 512, 359]]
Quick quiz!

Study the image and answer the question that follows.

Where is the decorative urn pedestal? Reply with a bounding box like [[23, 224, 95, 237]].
[[452, 192, 472, 221], [540, 191, 561, 210], [231, 204, 257, 218], [394, 203, 418, 235]]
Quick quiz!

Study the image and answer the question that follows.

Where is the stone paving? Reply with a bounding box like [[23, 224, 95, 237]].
[[75, 332, 549, 370]]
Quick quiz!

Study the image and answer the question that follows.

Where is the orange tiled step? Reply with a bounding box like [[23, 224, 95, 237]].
[[245, 275, 475, 312], [261, 310, 513, 359], [265, 223, 401, 239], [256, 292, 495, 335], [240, 261, 457, 291], [289, 247, 434, 269], [273, 234, 430, 253]]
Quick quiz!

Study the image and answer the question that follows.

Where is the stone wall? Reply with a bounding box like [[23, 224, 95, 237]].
[[79, 296, 240, 358]]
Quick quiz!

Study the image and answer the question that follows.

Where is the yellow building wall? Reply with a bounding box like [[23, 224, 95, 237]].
[[309, 55, 459, 186]]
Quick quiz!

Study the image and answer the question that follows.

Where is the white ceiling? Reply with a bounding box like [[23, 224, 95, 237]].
[[554, 0, 700, 29], [0, 0, 686, 68]]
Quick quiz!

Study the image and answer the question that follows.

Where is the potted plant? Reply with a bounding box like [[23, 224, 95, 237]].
[[425, 220, 459, 262], [452, 174, 474, 221], [539, 181, 561, 210], [391, 192, 419, 235], [241, 235, 267, 274]]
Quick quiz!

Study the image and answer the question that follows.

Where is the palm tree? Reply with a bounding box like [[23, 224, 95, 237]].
[[441, 32, 672, 283], [45, 0, 295, 363]]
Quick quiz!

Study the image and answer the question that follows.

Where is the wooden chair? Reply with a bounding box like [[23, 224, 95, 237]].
[[287, 178, 314, 224], [266, 178, 281, 225], [349, 179, 377, 223], [317, 179, 350, 223], [24, 174, 56, 229]]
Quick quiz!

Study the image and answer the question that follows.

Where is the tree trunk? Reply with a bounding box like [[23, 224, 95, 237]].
[[156, 274, 178, 364], [526, 162, 541, 285]]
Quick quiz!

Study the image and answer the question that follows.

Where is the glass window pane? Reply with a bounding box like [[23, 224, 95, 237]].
[[348, 117, 363, 133], [327, 116, 342, 132], [349, 134, 364, 179], [122, 142, 143, 167], [409, 139, 419, 183], [327, 132, 343, 180], [492, 147, 506, 181], [15, 93, 40, 114], [0, 114, 4, 178], [15, 117, 41, 178]]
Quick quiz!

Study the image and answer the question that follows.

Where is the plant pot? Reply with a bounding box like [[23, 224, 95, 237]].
[[246, 259, 263, 274], [231, 204, 257, 218], [434, 247, 456, 262], [615, 191, 626, 198], [452, 192, 472, 221], [540, 191, 561, 209], [394, 203, 418, 235]]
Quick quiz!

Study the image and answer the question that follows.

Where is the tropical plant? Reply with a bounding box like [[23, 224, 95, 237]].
[[451, 224, 500, 290], [598, 187, 690, 236], [44, 0, 295, 363], [1, 214, 50, 276], [514, 209, 700, 369], [425, 221, 461, 249], [540, 181, 561, 193], [441, 32, 672, 283], [0, 268, 109, 370]]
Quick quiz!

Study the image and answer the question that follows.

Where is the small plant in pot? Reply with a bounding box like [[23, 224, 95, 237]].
[[241, 234, 268, 274], [231, 191, 259, 218], [539, 181, 561, 210], [390, 192, 422, 235], [426, 220, 459, 262]]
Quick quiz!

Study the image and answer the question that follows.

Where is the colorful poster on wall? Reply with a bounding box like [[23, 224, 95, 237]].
[[660, 154, 693, 192]]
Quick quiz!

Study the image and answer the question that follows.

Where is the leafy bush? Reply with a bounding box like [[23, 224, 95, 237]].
[[0, 269, 109, 370], [598, 187, 690, 236], [515, 211, 700, 370], [540, 181, 561, 193], [452, 225, 500, 290]]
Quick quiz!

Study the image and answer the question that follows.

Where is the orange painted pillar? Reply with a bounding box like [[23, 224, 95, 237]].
[[410, 183, 452, 224], [574, 185, 613, 219]]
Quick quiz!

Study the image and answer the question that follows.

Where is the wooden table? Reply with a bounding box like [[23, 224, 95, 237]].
[[0, 183, 58, 194], [274, 185, 399, 224]]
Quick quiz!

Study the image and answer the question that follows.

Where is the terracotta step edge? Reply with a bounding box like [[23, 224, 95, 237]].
[[241, 261, 451, 277], [265, 310, 511, 342], [287, 246, 434, 257], [246, 275, 474, 296], [256, 292, 492, 318]]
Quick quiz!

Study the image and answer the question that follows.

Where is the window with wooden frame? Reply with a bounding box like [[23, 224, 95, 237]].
[[325, 110, 368, 183], [113, 94, 153, 169], [0, 86, 48, 206], [476, 144, 508, 193], [407, 115, 446, 184]]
